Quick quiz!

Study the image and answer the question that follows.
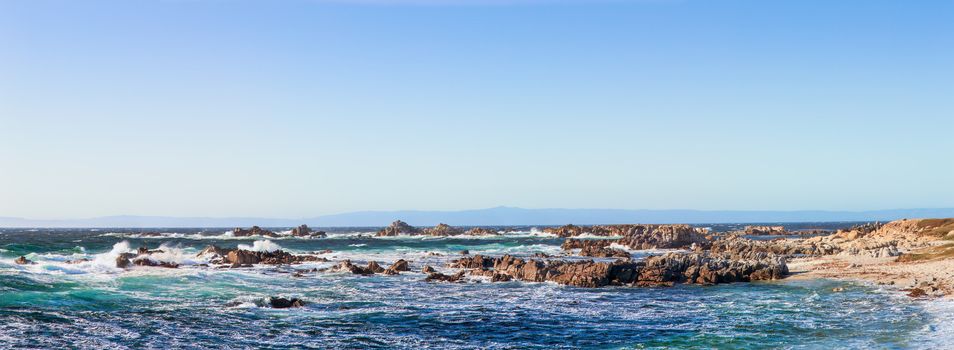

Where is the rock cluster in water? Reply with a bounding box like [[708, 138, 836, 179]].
[[445, 253, 787, 288], [106, 218, 954, 296], [231, 225, 327, 238], [742, 225, 788, 235], [376, 221, 500, 237]]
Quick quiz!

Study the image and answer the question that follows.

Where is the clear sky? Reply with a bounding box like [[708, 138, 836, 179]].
[[1, 0, 952, 219]]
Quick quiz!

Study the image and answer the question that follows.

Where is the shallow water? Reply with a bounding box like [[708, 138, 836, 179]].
[[0, 228, 950, 349]]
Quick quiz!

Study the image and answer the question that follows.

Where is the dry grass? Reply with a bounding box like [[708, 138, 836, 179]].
[[916, 218, 954, 239], [896, 243, 954, 262]]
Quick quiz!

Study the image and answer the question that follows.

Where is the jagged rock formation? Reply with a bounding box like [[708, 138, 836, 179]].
[[545, 224, 710, 239], [384, 259, 410, 275], [376, 220, 421, 236], [559, 225, 710, 258], [579, 245, 631, 258], [421, 223, 464, 236], [465, 227, 498, 236], [330, 260, 379, 275], [232, 226, 277, 237], [192, 245, 326, 267], [706, 236, 839, 259], [444, 253, 786, 288], [425, 271, 467, 282], [743, 226, 787, 235], [290, 224, 327, 238]]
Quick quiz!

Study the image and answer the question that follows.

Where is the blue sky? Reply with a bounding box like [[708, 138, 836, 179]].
[[1, 0, 952, 219]]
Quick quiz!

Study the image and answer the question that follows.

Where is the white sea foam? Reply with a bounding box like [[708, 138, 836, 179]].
[[237, 240, 282, 252], [144, 243, 205, 265], [92, 241, 133, 269]]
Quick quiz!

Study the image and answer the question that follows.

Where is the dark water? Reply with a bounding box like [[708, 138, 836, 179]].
[[0, 227, 950, 349]]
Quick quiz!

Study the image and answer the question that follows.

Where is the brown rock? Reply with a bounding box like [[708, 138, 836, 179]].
[[579, 245, 631, 258], [367, 261, 385, 273], [332, 260, 375, 275], [377, 220, 420, 237], [291, 224, 327, 238], [466, 227, 498, 236], [14, 256, 33, 265], [425, 271, 466, 282], [421, 223, 464, 236], [422, 265, 436, 274], [387, 259, 410, 272], [115, 252, 138, 268], [232, 226, 277, 237], [908, 288, 928, 298], [227, 250, 262, 265]]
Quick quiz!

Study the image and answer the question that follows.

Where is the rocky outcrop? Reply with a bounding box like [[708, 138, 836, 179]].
[[559, 225, 709, 257], [707, 235, 839, 259], [290, 224, 327, 238], [384, 259, 410, 275], [269, 297, 305, 308], [232, 226, 278, 237], [422, 265, 436, 274], [377, 220, 421, 237], [115, 253, 138, 268], [545, 224, 710, 240], [579, 245, 631, 258], [445, 253, 787, 288], [193, 245, 324, 266], [465, 227, 498, 236], [743, 226, 787, 235], [425, 271, 466, 282], [421, 223, 464, 236], [14, 256, 33, 265], [376, 221, 498, 237], [367, 261, 385, 273], [132, 257, 179, 268], [330, 260, 387, 275], [637, 252, 787, 286]]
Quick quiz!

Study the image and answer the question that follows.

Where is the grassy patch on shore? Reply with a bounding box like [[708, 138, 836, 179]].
[[896, 243, 954, 262], [916, 218, 954, 239]]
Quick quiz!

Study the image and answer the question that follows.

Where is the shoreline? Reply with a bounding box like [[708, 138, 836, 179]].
[[787, 254, 954, 299]]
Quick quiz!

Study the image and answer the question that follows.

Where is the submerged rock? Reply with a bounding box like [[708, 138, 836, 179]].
[[14, 256, 34, 265]]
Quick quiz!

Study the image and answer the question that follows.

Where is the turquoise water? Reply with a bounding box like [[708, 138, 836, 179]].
[[0, 228, 950, 349]]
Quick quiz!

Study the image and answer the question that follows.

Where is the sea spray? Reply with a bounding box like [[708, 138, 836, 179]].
[[92, 241, 133, 269], [237, 240, 282, 253]]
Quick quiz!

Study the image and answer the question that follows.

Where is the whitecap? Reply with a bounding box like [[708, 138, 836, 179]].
[[237, 240, 282, 253]]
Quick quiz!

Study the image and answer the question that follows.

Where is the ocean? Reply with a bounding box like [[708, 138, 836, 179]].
[[1, 227, 951, 349]]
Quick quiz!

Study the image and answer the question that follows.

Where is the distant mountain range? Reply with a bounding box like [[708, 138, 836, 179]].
[[2, 206, 954, 228]]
